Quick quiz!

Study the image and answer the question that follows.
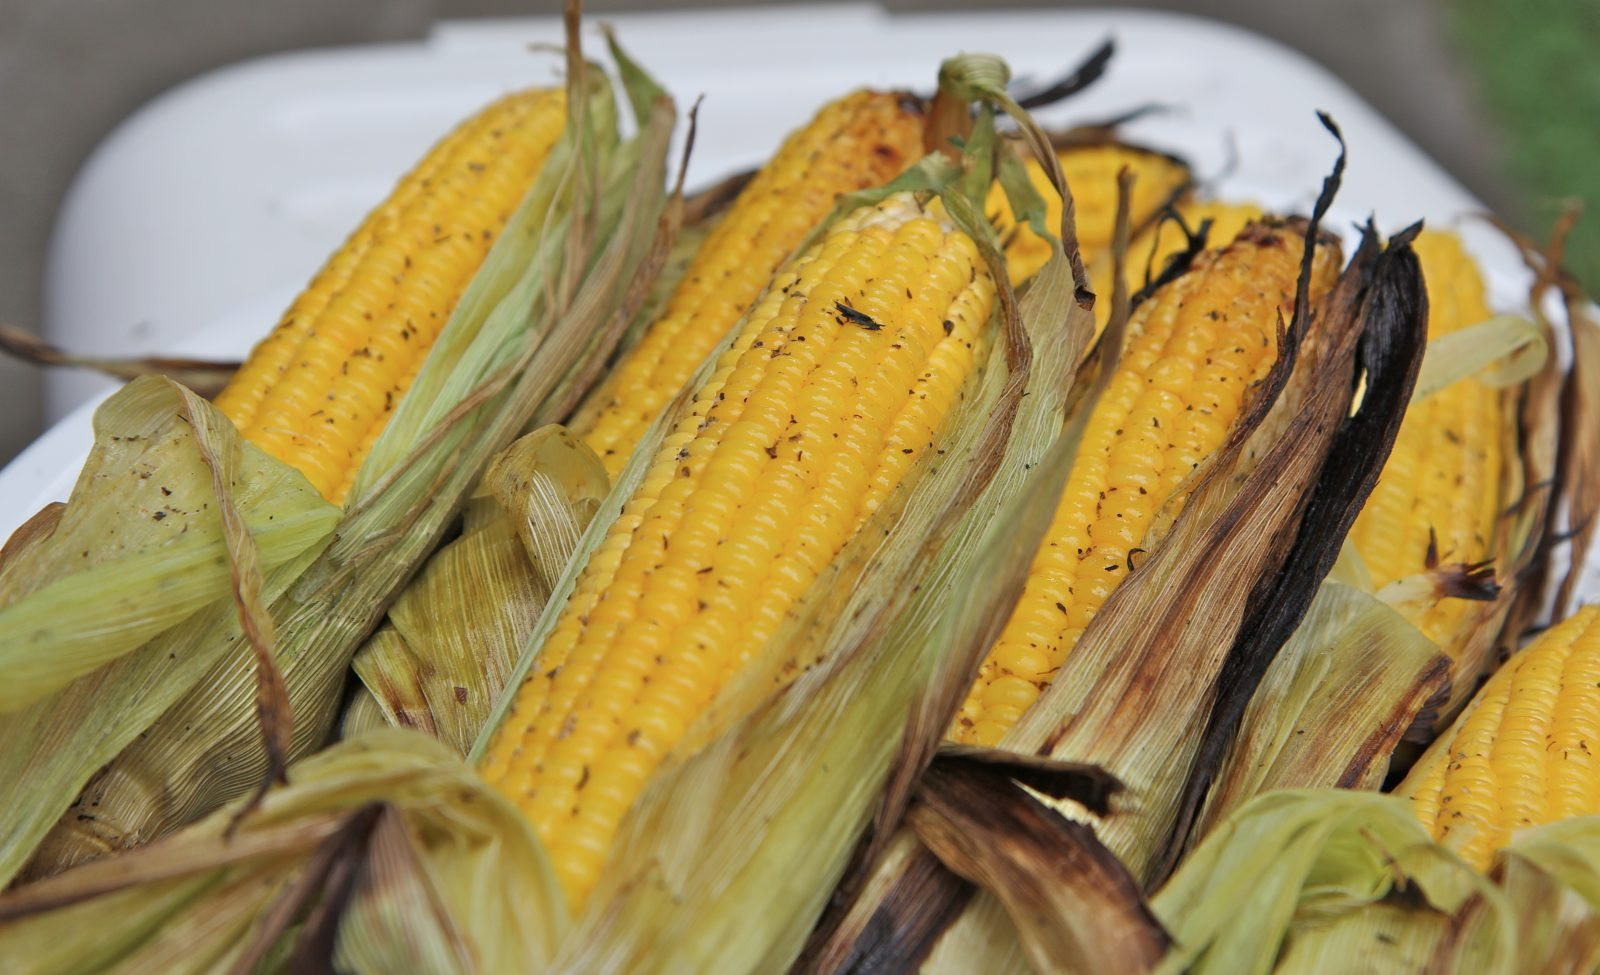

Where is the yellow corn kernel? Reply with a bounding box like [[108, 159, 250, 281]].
[[950, 220, 1341, 746], [214, 88, 565, 503], [569, 89, 927, 477], [992, 142, 1191, 286], [1347, 230, 1506, 651], [480, 192, 996, 907], [1402, 605, 1600, 869]]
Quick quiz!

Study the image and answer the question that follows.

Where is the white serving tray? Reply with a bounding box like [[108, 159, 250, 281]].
[[7, 4, 1531, 544]]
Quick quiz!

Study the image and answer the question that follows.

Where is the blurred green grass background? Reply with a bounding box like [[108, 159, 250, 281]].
[[1455, 0, 1600, 287]]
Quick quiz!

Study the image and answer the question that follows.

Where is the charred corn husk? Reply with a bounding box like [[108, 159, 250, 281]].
[[951, 219, 1340, 746], [481, 190, 998, 907], [568, 89, 927, 476], [1401, 604, 1600, 870], [1348, 230, 1512, 685], [991, 141, 1191, 286], [214, 88, 566, 503]]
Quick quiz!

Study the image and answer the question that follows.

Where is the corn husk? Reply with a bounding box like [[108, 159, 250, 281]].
[[0, 730, 565, 974], [1145, 790, 1600, 975], [6, 26, 679, 883], [0, 377, 340, 886], [1193, 581, 1445, 836], [1150, 790, 1515, 975], [346, 425, 609, 755], [462, 52, 1105, 973]]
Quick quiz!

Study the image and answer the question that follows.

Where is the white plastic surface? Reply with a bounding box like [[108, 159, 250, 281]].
[[12, 3, 1530, 543]]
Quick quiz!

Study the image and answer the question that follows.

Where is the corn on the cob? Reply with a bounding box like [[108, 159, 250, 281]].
[[1401, 604, 1600, 870], [213, 88, 566, 503], [1347, 230, 1506, 647], [950, 220, 1339, 746], [992, 142, 1191, 286], [481, 191, 997, 907], [568, 90, 927, 477]]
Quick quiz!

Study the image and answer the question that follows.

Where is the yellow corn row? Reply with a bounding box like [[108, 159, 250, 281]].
[[1347, 230, 1508, 649], [1088, 199, 1266, 322], [992, 142, 1191, 286], [950, 220, 1339, 746], [214, 88, 566, 503], [1401, 604, 1600, 870], [481, 191, 997, 907], [568, 90, 927, 477]]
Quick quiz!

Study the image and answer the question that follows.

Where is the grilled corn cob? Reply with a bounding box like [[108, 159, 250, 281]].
[[1347, 230, 1508, 658], [992, 142, 1191, 286], [481, 191, 997, 907], [214, 88, 566, 503], [568, 90, 927, 477], [1401, 604, 1600, 870], [951, 219, 1339, 746]]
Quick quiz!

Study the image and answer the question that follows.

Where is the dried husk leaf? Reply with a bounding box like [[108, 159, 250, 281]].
[[1194, 581, 1447, 836], [907, 756, 1169, 974], [0, 377, 340, 887], [0, 322, 239, 398], [0, 730, 567, 975], [346, 425, 608, 755], [1489, 211, 1585, 656], [1545, 284, 1600, 616], [1410, 313, 1547, 400], [18, 37, 678, 879], [0, 377, 337, 711]]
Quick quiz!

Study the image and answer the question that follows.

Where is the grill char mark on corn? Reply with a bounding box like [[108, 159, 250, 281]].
[[213, 88, 566, 504], [569, 90, 928, 477], [480, 192, 997, 908], [1403, 604, 1600, 870], [950, 220, 1341, 747]]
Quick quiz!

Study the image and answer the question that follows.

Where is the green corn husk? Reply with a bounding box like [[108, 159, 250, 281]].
[[1146, 791, 1600, 975], [0, 377, 340, 886], [0, 729, 566, 975], [1151, 790, 1515, 975], [345, 425, 609, 755], [3, 31, 678, 885]]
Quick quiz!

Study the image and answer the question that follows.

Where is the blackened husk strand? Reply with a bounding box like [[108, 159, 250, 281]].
[[1149, 219, 1429, 887]]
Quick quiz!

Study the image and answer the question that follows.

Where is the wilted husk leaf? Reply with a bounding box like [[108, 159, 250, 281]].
[[347, 426, 609, 755], [1194, 581, 1447, 836], [0, 730, 566, 975], [0, 377, 339, 887], [1149, 791, 1600, 975]]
